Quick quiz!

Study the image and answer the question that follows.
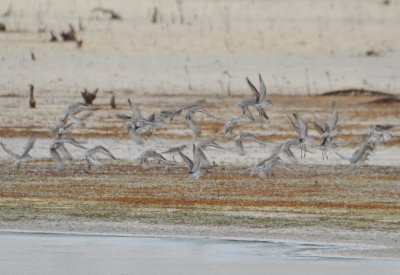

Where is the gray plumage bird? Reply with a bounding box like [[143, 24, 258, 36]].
[[187, 144, 203, 180], [163, 144, 197, 174], [223, 117, 250, 137], [238, 98, 256, 121], [0, 135, 37, 169], [318, 137, 337, 160], [192, 140, 224, 170], [250, 155, 293, 179], [184, 106, 219, 137], [365, 124, 393, 145], [233, 132, 265, 156], [117, 99, 160, 144], [52, 103, 98, 133], [335, 141, 375, 174], [167, 105, 195, 121], [50, 136, 86, 169], [184, 141, 224, 180], [138, 150, 167, 170], [162, 145, 188, 154], [238, 74, 272, 121], [289, 113, 311, 158], [84, 145, 116, 170], [313, 102, 340, 139], [269, 139, 299, 162]]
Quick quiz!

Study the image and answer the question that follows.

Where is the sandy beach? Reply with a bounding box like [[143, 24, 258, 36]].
[[1, 0, 400, 272]]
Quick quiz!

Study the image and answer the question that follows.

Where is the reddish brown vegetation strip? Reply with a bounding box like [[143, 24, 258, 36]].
[[0, 95, 399, 145], [1, 162, 399, 211]]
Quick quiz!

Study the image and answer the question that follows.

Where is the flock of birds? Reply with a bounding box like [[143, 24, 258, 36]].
[[0, 74, 395, 179]]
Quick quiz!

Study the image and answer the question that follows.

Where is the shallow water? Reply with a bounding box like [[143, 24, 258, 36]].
[[0, 231, 399, 275]]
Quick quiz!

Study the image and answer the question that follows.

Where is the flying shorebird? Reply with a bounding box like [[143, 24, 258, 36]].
[[167, 105, 196, 122], [146, 109, 179, 125], [223, 117, 251, 137], [163, 145, 197, 173], [116, 99, 160, 144], [233, 132, 265, 156], [238, 74, 272, 121], [184, 141, 224, 179], [162, 145, 199, 177], [187, 144, 203, 180], [51, 111, 94, 137], [84, 145, 116, 170], [365, 124, 394, 145], [313, 103, 340, 159], [269, 139, 299, 162], [137, 150, 167, 171], [162, 145, 188, 154], [318, 137, 337, 160], [289, 113, 311, 158], [51, 112, 93, 139], [238, 98, 256, 121], [0, 135, 37, 169], [313, 102, 340, 139], [195, 140, 224, 166], [250, 155, 293, 179], [50, 136, 86, 169], [335, 140, 375, 174], [184, 106, 218, 136], [52, 102, 98, 133]]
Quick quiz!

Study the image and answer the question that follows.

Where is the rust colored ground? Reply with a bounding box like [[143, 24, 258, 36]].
[[0, 94, 399, 230], [0, 160, 399, 230]]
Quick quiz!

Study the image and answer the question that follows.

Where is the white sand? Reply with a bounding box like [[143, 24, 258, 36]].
[[0, 0, 399, 96]]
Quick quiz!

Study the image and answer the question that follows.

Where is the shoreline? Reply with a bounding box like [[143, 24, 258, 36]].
[[1, 219, 399, 260]]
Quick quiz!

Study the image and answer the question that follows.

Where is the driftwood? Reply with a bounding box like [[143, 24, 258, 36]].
[[60, 24, 76, 41], [360, 97, 400, 105], [30, 51, 36, 61], [110, 94, 116, 109], [92, 7, 122, 20], [151, 7, 159, 24], [81, 88, 98, 104], [322, 89, 393, 97], [49, 30, 58, 42], [76, 39, 83, 48], [366, 50, 379, 57], [29, 85, 36, 108]]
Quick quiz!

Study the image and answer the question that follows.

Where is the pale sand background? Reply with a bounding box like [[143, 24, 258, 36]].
[[0, 0, 399, 96]]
